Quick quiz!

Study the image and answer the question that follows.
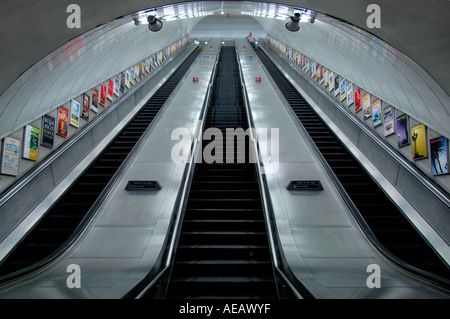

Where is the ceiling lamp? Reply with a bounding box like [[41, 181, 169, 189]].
[[285, 12, 301, 32], [148, 15, 163, 32]]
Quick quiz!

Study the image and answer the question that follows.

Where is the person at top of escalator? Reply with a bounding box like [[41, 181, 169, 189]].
[[246, 32, 257, 49]]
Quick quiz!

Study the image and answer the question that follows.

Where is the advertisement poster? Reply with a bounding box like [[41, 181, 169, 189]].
[[107, 79, 114, 101], [334, 76, 340, 96], [383, 107, 395, 136], [70, 99, 81, 128], [411, 124, 427, 160], [135, 64, 140, 82], [430, 136, 448, 175], [41, 114, 55, 148], [23, 125, 39, 161], [354, 88, 361, 113], [340, 78, 346, 101], [81, 93, 90, 121], [100, 83, 107, 106], [319, 66, 324, 84], [126, 70, 131, 88], [114, 75, 120, 97], [130, 68, 135, 85], [362, 93, 371, 120], [372, 99, 382, 127], [346, 82, 354, 106], [120, 73, 125, 93], [396, 114, 410, 147], [1, 137, 20, 176], [57, 106, 69, 137], [324, 69, 329, 89], [329, 72, 334, 92], [91, 88, 99, 113]]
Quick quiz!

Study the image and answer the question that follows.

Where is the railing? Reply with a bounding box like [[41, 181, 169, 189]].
[[235, 44, 314, 299], [129, 41, 221, 299]]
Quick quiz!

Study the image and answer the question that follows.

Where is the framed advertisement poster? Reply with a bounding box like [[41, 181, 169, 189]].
[[319, 66, 324, 84], [383, 107, 395, 136], [329, 72, 334, 92], [324, 69, 329, 89], [57, 106, 69, 137], [81, 93, 90, 121], [114, 75, 120, 97], [334, 76, 340, 96], [120, 73, 125, 93], [372, 99, 382, 127], [23, 125, 39, 161], [107, 79, 114, 101], [91, 88, 99, 113], [1, 137, 20, 176], [430, 136, 448, 175], [135, 64, 140, 82], [126, 70, 131, 88], [354, 88, 361, 113], [340, 78, 346, 101], [362, 93, 371, 120], [396, 114, 410, 147], [70, 99, 81, 128], [100, 83, 107, 106], [346, 82, 354, 106], [411, 124, 427, 160], [130, 68, 135, 85], [41, 114, 55, 148]]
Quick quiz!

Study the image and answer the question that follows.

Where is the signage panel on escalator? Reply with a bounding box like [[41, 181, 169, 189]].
[[125, 180, 162, 190], [286, 180, 323, 191]]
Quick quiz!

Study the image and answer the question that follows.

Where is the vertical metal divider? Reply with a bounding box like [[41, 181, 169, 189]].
[[132, 41, 222, 299], [235, 45, 313, 299]]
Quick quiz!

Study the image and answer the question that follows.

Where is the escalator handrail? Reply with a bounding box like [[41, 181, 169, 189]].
[[254, 43, 450, 290], [133, 42, 221, 299], [0, 45, 202, 285], [235, 44, 314, 299]]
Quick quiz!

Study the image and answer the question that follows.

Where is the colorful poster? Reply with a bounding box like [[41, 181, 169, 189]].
[[362, 93, 371, 120], [100, 83, 107, 106], [41, 114, 55, 148], [411, 124, 427, 160], [354, 88, 361, 113], [107, 79, 114, 101], [114, 75, 120, 97], [126, 70, 131, 88], [340, 78, 346, 101], [91, 88, 99, 113], [430, 136, 448, 175], [130, 68, 135, 85], [383, 106, 395, 136], [346, 82, 354, 106], [396, 114, 409, 147], [372, 99, 382, 127], [334, 76, 339, 96], [57, 106, 69, 137], [329, 72, 334, 92], [324, 69, 329, 89], [70, 99, 81, 128], [1, 137, 20, 176], [319, 66, 324, 84], [81, 93, 90, 121], [135, 64, 140, 82], [120, 73, 125, 93], [22, 125, 39, 161]]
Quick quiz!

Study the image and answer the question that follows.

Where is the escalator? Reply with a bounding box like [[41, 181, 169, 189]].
[[0, 47, 202, 279], [255, 47, 450, 283], [165, 46, 278, 299]]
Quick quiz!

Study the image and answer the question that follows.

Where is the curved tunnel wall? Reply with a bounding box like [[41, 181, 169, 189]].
[[254, 16, 450, 141], [0, 17, 201, 141]]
